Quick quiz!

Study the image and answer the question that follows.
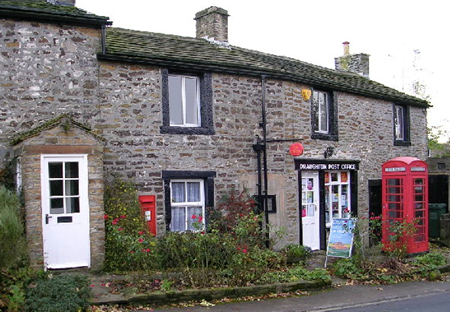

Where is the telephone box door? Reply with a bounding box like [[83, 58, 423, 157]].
[[382, 157, 428, 255]]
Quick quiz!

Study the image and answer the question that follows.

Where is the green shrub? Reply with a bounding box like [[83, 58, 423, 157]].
[[104, 177, 146, 233], [415, 252, 446, 267], [332, 258, 367, 280], [412, 252, 447, 280], [281, 244, 311, 264], [104, 214, 158, 272], [157, 231, 235, 270], [25, 274, 91, 312], [0, 186, 27, 269], [0, 266, 35, 312], [103, 177, 158, 272]]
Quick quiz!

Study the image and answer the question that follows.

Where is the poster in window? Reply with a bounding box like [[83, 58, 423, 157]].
[[341, 172, 348, 183], [307, 204, 314, 216], [341, 194, 347, 206], [307, 192, 313, 203], [325, 172, 329, 183], [307, 179, 313, 190], [331, 172, 338, 182], [332, 193, 338, 202]]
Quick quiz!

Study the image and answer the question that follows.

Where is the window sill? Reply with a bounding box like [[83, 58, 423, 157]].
[[160, 126, 215, 135], [394, 140, 411, 146], [311, 133, 338, 141]]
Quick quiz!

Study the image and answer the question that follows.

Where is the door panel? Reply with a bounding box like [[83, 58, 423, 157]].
[[41, 155, 90, 269], [302, 172, 320, 250]]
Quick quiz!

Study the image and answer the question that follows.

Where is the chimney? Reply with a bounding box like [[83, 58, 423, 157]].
[[46, 0, 76, 6], [335, 41, 370, 78], [195, 6, 229, 43]]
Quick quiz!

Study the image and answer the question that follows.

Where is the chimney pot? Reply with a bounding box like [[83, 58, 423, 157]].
[[343, 41, 350, 55]]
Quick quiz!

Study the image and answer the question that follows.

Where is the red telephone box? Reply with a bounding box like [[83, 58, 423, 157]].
[[139, 195, 157, 236], [382, 157, 428, 255]]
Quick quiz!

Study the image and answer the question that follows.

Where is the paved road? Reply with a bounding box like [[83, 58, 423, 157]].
[[333, 291, 450, 312], [151, 278, 450, 312]]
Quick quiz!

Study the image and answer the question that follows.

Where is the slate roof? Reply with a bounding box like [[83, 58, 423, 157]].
[[0, 0, 111, 27], [100, 28, 429, 108]]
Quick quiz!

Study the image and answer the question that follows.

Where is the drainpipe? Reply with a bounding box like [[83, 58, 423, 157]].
[[252, 142, 264, 214], [101, 25, 106, 54], [261, 75, 270, 247]]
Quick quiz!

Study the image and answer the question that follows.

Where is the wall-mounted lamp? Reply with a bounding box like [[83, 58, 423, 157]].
[[324, 146, 334, 159], [301, 89, 312, 101]]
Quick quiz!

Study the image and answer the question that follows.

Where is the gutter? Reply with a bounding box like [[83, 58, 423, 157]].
[[0, 8, 111, 28]]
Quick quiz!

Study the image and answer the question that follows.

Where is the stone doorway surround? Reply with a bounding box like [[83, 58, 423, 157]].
[[10, 115, 106, 270]]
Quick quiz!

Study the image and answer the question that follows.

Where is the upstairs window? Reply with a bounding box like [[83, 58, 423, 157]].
[[394, 104, 410, 146], [168, 75, 200, 127], [311, 90, 338, 141], [312, 91, 329, 133], [161, 69, 214, 135], [394, 105, 404, 140]]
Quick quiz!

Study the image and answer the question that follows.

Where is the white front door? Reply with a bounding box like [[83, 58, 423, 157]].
[[41, 155, 90, 269], [302, 172, 320, 250]]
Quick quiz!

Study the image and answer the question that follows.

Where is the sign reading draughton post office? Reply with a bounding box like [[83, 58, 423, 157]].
[[325, 218, 356, 266]]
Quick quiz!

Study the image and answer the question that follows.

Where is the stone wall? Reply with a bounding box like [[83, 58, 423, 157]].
[[0, 19, 102, 161]]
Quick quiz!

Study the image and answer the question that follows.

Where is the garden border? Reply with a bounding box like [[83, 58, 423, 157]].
[[90, 279, 331, 306]]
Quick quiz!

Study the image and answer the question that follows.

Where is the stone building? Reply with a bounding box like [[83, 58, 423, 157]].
[[0, 0, 429, 270]]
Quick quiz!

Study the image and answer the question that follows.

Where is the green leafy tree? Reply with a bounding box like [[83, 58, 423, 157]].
[[428, 125, 450, 158]]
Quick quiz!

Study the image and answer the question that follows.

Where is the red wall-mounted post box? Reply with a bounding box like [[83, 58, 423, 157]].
[[139, 195, 157, 236]]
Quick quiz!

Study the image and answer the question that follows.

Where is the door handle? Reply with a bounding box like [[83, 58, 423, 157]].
[[45, 214, 52, 224]]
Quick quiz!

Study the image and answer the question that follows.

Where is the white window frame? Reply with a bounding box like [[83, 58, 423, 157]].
[[324, 171, 351, 228], [41, 154, 88, 215], [168, 74, 201, 127], [170, 179, 205, 232], [394, 105, 405, 141], [312, 90, 329, 134]]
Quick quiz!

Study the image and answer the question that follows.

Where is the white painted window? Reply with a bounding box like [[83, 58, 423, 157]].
[[168, 75, 201, 127], [312, 91, 329, 134], [394, 105, 405, 141], [44, 158, 85, 214], [170, 179, 205, 232]]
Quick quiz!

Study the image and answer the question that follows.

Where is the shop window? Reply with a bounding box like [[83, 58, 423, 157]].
[[325, 171, 351, 227]]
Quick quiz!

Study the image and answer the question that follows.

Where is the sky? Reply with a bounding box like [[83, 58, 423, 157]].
[[76, 0, 450, 139]]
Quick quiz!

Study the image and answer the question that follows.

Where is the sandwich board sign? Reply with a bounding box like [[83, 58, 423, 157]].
[[325, 218, 355, 267]]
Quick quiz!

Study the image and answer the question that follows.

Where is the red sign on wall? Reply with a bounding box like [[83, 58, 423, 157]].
[[289, 143, 304, 156]]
